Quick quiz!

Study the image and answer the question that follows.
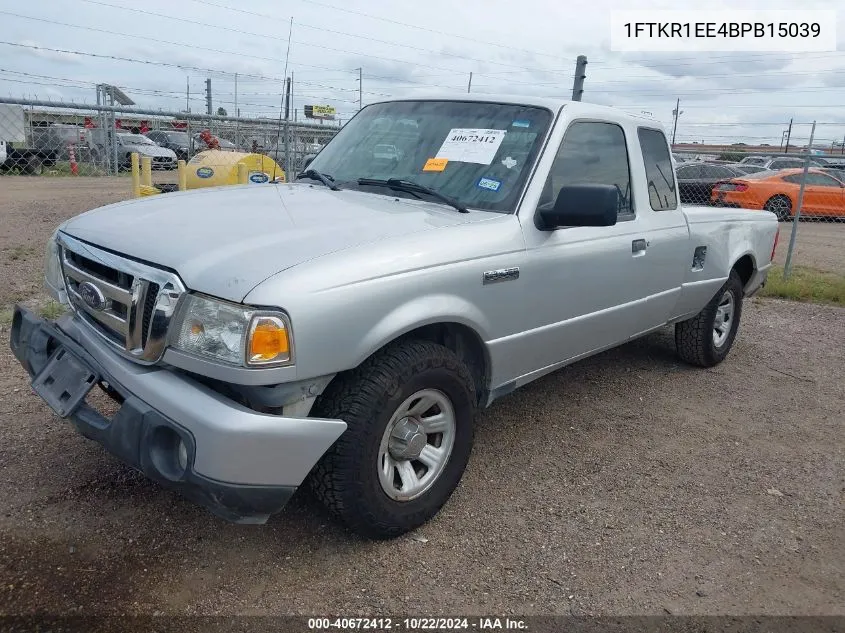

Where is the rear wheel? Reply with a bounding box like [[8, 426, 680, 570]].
[[764, 195, 792, 221], [675, 270, 744, 367], [309, 340, 476, 539]]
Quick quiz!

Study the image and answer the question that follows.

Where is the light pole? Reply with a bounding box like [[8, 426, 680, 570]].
[[671, 99, 683, 146]]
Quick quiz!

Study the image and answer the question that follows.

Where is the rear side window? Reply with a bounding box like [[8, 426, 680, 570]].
[[638, 128, 678, 211]]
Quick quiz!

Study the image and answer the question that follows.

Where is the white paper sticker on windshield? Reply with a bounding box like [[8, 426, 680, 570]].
[[435, 128, 507, 165]]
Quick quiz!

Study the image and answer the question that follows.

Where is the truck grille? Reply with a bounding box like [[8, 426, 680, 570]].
[[58, 233, 185, 363]]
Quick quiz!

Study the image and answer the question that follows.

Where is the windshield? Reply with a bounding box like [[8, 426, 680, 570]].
[[165, 132, 190, 144], [307, 100, 554, 213], [119, 134, 155, 145]]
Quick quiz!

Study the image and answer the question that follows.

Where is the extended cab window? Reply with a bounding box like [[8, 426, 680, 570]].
[[638, 128, 678, 211], [541, 121, 633, 218]]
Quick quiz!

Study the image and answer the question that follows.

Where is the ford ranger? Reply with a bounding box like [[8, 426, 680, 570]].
[[10, 96, 780, 539]]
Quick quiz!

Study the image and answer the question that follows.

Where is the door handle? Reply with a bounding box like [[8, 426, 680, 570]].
[[632, 238, 648, 255]]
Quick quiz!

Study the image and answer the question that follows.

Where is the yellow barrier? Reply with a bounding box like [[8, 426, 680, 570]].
[[177, 160, 187, 191], [130, 153, 140, 198], [237, 162, 248, 185], [140, 156, 152, 188], [139, 184, 162, 196], [185, 150, 284, 189]]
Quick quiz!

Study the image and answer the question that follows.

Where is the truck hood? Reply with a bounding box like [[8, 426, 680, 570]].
[[61, 183, 495, 302]]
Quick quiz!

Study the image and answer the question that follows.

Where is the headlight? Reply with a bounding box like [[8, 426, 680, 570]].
[[170, 294, 293, 367], [44, 231, 67, 303]]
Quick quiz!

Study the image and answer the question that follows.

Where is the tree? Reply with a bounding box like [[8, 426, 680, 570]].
[[217, 107, 227, 116]]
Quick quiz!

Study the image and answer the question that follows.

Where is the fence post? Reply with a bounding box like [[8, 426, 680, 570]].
[[237, 161, 248, 184], [130, 153, 140, 198], [177, 160, 187, 191], [782, 121, 816, 280], [140, 156, 152, 188]]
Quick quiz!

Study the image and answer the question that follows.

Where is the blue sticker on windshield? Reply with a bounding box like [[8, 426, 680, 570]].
[[477, 177, 502, 192], [511, 120, 531, 128]]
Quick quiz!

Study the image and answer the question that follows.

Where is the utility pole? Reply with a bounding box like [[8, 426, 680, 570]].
[[357, 67, 363, 110], [671, 98, 682, 145], [205, 78, 212, 115], [283, 76, 291, 177], [783, 121, 816, 279], [467, 72, 473, 94], [784, 118, 793, 153], [571, 55, 587, 101], [186, 77, 190, 113], [780, 129, 788, 151], [841, 133, 844, 155]]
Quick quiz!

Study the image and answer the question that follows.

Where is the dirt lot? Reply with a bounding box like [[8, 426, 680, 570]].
[[0, 177, 843, 617]]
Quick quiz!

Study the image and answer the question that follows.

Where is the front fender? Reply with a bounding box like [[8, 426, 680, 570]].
[[353, 293, 492, 368]]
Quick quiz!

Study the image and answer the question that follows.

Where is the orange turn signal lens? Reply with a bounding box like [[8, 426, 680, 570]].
[[248, 316, 291, 364]]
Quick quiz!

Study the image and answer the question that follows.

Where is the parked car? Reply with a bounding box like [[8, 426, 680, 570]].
[[145, 130, 192, 162], [675, 162, 748, 203], [711, 167, 845, 220], [731, 164, 770, 175], [11, 96, 779, 539], [30, 123, 86, 163], [87, 130, 178, 170], [738, 155, 768, 166]]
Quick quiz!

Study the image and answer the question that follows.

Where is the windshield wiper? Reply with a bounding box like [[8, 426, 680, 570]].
[[297, 169, 340, 191], [357, 178, 469, 213]]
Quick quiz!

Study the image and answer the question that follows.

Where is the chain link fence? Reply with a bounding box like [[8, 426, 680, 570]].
[[3, 99, 842, 281], [0, 98, 339, 181], [672, 128, 844, 281]]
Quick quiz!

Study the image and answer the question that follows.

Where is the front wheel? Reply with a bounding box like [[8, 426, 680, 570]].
[[675, 270, 744, 367], [309, 340, 476, 539]]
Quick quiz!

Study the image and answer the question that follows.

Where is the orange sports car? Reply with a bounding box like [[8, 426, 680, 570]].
[[710, 168, 845, 221]]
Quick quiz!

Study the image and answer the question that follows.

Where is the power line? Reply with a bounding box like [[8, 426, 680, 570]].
[[0, 9, 529, 82], [83, 0, 570, 76], [0, 42, 404, 96], [197, 0, 570, 63]]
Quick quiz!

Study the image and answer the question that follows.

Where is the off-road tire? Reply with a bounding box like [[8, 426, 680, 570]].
[[675, 270, 744, 367], [309, 340, 476, 539]]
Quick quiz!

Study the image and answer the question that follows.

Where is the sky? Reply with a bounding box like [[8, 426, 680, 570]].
[[2, 0, 845, 147]]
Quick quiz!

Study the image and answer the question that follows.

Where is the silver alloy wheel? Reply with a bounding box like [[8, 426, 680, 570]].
[[377, 388, 456, 502], [713, 290, 735, 348]]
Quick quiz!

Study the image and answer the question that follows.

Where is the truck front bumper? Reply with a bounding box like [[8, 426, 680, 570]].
[[9, 306, 347, 524]]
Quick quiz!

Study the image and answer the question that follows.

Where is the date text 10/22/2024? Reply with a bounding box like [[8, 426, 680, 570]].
[[307, 617, 528, 630]]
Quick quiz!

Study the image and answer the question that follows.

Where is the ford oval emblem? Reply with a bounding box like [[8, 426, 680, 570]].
[[196, 166, 214, 178], [78, 281, 106, 311]]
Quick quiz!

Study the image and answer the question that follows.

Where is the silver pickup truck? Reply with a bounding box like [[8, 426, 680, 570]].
[[10, 96, 780, 539]]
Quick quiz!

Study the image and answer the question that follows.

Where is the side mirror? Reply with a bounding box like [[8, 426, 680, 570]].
[[536, 184, 619, 230]]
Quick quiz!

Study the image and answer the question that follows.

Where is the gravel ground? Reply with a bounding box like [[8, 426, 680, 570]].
[[0, 177, 843, 617]]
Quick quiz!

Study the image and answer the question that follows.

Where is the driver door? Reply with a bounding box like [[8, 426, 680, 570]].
[[512, 120, 661, 377]]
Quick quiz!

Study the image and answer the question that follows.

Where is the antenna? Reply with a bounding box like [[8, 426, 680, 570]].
[[273, 17, 294, 182]]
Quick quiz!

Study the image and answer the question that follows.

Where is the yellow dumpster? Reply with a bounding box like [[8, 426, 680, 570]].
[[185, 150, 285, 189]]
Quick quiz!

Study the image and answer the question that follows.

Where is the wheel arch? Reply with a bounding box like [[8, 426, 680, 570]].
[[731, 252, 757, 292], [329, 308, 493, 409]]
